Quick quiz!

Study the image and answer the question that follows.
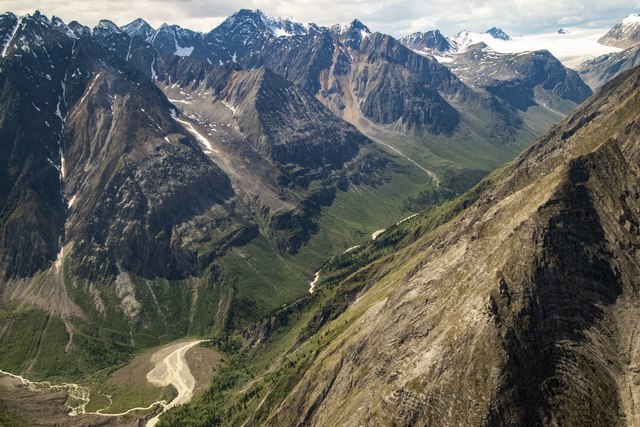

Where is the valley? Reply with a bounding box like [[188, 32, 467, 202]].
[[0, 338, 220, 426]]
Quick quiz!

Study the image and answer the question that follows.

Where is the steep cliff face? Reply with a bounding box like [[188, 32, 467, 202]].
[[62, 42, 234, 281], [0, 12, 75, 279], [258, 66, 640, 426], [0, 13, 236, 283]]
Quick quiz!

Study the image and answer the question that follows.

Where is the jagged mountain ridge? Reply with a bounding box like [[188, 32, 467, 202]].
[[121, 18, 154, 41], [42, 9, 593, 175], [0, 9, 393, 282]]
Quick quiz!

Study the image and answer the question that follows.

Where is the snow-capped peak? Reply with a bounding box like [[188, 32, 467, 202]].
[[598, 12, 640, 49], [256, 10, 311, 37], [330, 19, 372, 47], [400, 29, 454, 55], [333, 19, 370, 36], [452, 30, 473, 51], [621, 13, 640, 26], [215, 9, 312, 39]]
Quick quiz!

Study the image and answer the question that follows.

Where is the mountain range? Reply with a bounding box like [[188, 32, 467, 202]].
[[0, 7, 638, 427]]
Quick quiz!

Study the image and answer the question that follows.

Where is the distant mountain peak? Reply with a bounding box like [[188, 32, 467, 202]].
[[218, 9, 312, 39], [399, 29, 455, 55], [332, 19, 371, 35], [121, 18, 154, 40], [96, 19, 120, 32], [350, 19, 370, 31], [68, 20, 90, 37], [148, 22, 201, 57], [486, 27, 510, 40], [599, 13, 640, 49], [330, 18, 371, 48]]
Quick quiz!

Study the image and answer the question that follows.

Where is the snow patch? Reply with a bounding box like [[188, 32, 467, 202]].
[[174, 116, 218, 153], [433, 55, 453, 63], [150, 57, 157, 80], [1, 18, 20, 58], [59, 147, 66, 180], [55, 101, 63, 120], [221, 100, 236, 113], [167, 98, 192, 104], [125, 38, 133, 61], [272, 28, 294, 37], [78, 72, 102, 106], [173, 35, 194, 56]]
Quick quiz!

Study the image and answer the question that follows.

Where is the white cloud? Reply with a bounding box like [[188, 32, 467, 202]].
[[559, 16, 584, 25], [0, 0, 638, 37]]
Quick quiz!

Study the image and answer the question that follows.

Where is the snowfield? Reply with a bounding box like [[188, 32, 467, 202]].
[[450, 27, 621, 68]]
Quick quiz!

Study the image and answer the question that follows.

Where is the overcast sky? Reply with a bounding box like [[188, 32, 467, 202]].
[[1, 0, 639, 37]]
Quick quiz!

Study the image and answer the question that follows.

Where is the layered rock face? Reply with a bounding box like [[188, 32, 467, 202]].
[[264, 65, 640, 426]]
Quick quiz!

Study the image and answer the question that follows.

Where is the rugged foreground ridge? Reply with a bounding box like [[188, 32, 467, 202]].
[[298, 67, 638, 425], [200, 65, 640, 426]]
